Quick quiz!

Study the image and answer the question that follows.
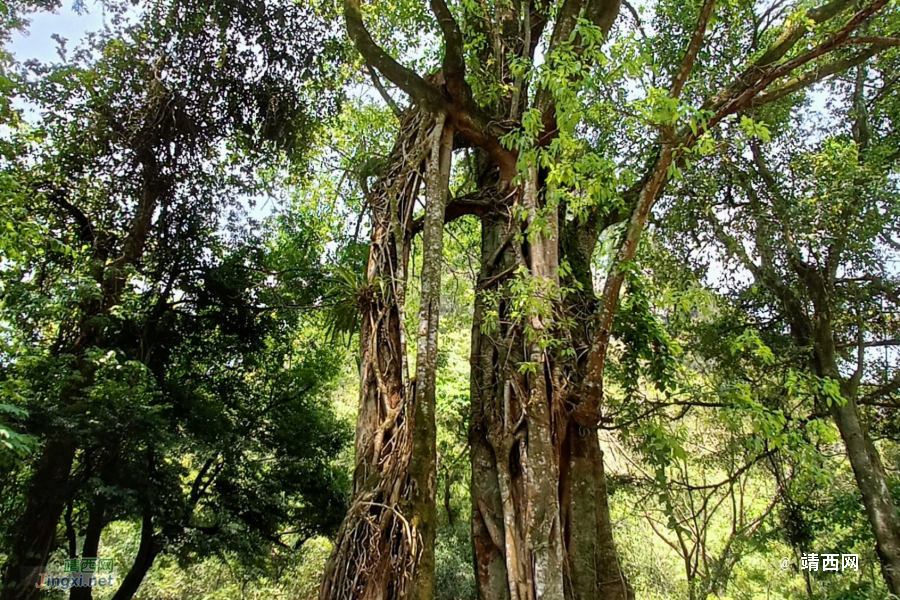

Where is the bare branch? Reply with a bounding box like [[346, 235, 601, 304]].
[[860, 372, 900, 405], [669, 450, 776, 492], [44, 188, 95, 246], [622, 0, 648, 39], [845, 36, 900, 46], [409, 191, 494, 236], [839, 339, 900, 350]]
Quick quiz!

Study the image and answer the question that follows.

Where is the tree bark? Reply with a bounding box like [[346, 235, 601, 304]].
[[519, 167, 566, 600], [408, 112, 453, 600], [0, 438, 77, 600], [471, 209, 524, 600], [557, 219, 632, 600], [830, 398, 900, 594], [466, 148, 632, 600], [319, 107, 450, 600], [560, 423, 630, 600], [70, 490, 108, 600], [109, 508, 159, 600], [814, 320, 900, 596]]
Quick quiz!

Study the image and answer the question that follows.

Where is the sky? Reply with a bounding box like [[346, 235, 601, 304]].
[[9, 3, 103, 64], [5, 2, 285, 222], [7, 3, 105, 125]]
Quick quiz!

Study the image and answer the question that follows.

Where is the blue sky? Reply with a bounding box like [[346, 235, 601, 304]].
[[9, 3, 103, 64]]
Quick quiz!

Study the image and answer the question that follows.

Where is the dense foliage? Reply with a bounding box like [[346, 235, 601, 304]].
[[1, 0, 899, 599]]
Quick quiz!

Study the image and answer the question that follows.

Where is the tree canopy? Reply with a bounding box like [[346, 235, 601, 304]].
[[1, 0, 899, 599]]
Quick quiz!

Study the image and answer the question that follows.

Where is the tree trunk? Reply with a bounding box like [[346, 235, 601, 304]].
[[338, 0, 643, 595], [468, 170, 629, 600], [519, 167, 567, 600], [557, 220, 632, 600], [0, 437, 77, 600], [407, 112, 453, 600], [109, 509, 159, 600], [560, 424, 629, 600], [471, 208, 528, 600], [814, 317, 900, 596], [319, 107, 450, 600], [830, 397, 900, 595], [70, 491, 108, 600]]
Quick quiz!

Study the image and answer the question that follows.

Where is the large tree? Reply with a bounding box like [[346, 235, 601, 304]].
[[0, 1, 341, 597], [323, 0, 899, 599], [661, 54, 900, 592]]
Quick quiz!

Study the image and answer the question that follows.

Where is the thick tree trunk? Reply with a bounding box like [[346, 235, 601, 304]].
[[471, 212, 513, 598], [341, 0, 638, 595], [319, 107, 450, 600], [560, 424, 629, 600], [519, 168, 566, 600], [471, 209, 527, 600], [1, 437, 77, 600], [469, 174, 629, 600], [557, 221, 632, 600]]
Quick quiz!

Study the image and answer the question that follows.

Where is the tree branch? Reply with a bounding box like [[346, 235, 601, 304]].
[[706, 0, 891, 130], [45, 188, 95, 246], [536, 0, 621, 116], [844, 36, 900, 46], [754, 0, 857, 67], [344, 0, 446, 111], [705, 0, 864, 112], [839, 338, 900, 350], [622, 0, 648, 39], [366, 64, 402, 118], [547, 0, 586, 53], [670, 0, 717, 98], [410, 192, 495, 236], [582, 141, 675, 407], [429, 0, 468, 100], [583, 0, 624, 41], [849, 312, 866, 394], [749, 45, 884, 107]]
